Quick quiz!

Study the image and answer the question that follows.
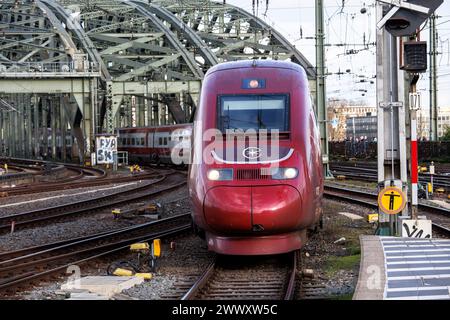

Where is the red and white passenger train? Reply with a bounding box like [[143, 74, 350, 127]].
[[117, 124, 192, 165], [188, 60, 324, 255]]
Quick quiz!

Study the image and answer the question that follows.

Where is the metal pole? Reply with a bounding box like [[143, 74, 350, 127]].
[[13, 96, 18, 157], [18, 95, 24, 157], [315, 0, 331, 177], [60, 96, 67, 162], [26, 95, 33, 159], [51, 97, 57, 160], [429, 13, 438, 141], [430, 161, 435, 197], [7, 111, 12, 157], [376, 3, 407, 236], [33, 94, 40, 159], [42, 98, 48, 159], [0, 111, 3, 156], [410, 81, 419, 220]]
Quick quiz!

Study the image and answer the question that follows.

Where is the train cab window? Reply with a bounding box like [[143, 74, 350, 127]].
[[218, 94, 289, 132]]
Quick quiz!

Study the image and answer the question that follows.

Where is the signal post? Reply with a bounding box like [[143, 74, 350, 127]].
[[375, 0, 442, 235]]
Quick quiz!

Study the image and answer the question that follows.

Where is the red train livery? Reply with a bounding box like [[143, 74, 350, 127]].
[[117, 124, 192, 165], [188, 60, 324, 255]]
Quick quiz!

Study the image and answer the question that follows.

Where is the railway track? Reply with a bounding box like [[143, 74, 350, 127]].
[[0, 169, 165, 197], [324, 184, 450, 237], [0, 214, 192, 294], [0, 172, 187, 233], [181, 252, 298, 300], [330, 163, 450, 189], [331, 161, 450, 173], [0, 162, 44, 174], [0, 158, 185, 196], [0, 163, 108, 196]]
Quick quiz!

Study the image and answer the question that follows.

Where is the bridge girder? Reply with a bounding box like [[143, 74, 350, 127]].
[[1, 0, 315, 162]]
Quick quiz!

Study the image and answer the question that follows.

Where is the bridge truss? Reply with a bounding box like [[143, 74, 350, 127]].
[[0, 0, 315, 162]]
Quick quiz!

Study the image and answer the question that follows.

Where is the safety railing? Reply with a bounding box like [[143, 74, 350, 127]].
[[0, 61, 100, 75]]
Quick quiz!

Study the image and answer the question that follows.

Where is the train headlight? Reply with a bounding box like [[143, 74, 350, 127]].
[[271, 167, 298, 180], [207, 169, 233, 181]]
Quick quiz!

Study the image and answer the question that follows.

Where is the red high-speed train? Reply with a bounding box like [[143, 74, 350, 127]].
[[188, 60, 324, 255]]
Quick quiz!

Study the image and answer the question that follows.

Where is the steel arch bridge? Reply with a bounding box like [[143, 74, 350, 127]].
[[0, 0, 315, 162]]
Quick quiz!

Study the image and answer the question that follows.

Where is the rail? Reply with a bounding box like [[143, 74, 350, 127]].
[[324, 183, 450, 237], [0, 214, 192, 292], [181, 252, 298, 300]]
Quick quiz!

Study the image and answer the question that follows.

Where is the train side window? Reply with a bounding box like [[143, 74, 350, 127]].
[[131, 138, 136, 145], [141, 138, 145, 145], [159, 137, 163, 145], [179, 136, 183, 141], [163, 137, 168, 145], [127, 138, 130, 145]]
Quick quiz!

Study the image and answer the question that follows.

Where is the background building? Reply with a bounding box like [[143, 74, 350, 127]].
[[438, 107, 450, 138], [418, 106, 450, 140], [346, 115, 377, 141], [327, 99, 377, 141]]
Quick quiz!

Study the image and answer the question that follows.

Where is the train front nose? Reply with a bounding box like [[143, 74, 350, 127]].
[[204, 185, 302, 234]]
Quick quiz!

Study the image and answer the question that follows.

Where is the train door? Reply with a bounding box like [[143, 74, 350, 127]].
[[148, 130, 158, 163], [147, 132, 154, 148]]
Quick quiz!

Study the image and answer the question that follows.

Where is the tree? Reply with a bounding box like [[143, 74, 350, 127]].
[[441, 125, 450, 141]]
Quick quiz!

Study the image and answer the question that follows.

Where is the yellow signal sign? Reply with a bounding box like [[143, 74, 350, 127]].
[[378, 187, 407, 215]]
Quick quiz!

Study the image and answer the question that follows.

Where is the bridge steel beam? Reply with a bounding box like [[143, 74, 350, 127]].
[[1, 0, 316, 163]]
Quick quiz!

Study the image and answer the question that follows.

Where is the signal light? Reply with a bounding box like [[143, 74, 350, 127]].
[[381, 0, 443, 37], [402, 41, 427, 73], [386, 18, 410, 32]]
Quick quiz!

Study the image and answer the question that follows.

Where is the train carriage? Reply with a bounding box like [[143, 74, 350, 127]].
[[117, 124, 192, 165]]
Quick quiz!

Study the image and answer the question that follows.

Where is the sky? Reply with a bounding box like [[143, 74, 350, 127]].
[[226, 0, 450, 109]]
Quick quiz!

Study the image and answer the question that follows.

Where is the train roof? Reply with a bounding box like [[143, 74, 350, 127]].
[[117, 124, 192, 131], [205, 60, 306, 77]]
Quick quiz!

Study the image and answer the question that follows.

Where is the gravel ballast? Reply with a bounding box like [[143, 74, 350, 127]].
[[10, 185, 378, 300]]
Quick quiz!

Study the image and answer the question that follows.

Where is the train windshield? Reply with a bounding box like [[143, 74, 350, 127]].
[[218, 94, 289, 132]]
